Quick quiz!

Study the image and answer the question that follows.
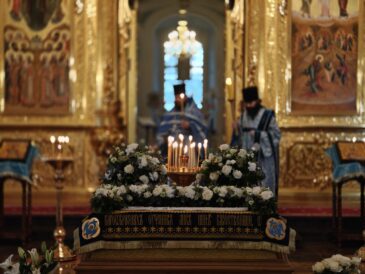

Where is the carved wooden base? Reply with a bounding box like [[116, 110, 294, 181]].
[[75, 249, 294, 274]]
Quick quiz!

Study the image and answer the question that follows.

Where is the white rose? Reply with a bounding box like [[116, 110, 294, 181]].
[[248, 162, 256, 172], [161, 165, 167, 175], [233, 170, 242, 179], [150, 171, 159, 181], [143, 191, 152, 198], [252, 186, 261, 195], [238, 149, 247, 158], [152, 186, 162, 196], [218, 186, 228, 197], [150, 157, 160, 165], [185, 187, 196, 199], [126, 143, 138, 154], [246, 187, 253, 195], [230, 149, 237, 154], [230, 186, 243, 198], [222, 165, 232, 176], [116, 185, 127, 196], [202, 187, 213, 201], [209, 172, 219, 181], [126, 194, 133, 201], [331, 254, 351, 266], [139, 156, 148, 168], [260, 190, 274, 200], [163, 185, 175, 198], [124, 164, 134, 174], [219, 144, 230, 151], [328, 261, 341, 272], [129, 185, 138, 194], [312, 262, 325, 273], [226, 154, 232, 158], [176, 186, 186, 196], [139, 175, 149, 184], [351, 257, 361, 266]]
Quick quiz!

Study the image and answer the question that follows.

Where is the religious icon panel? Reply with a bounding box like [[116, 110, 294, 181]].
[[291, 0, 359, 115], [3, 0, 71, 115]]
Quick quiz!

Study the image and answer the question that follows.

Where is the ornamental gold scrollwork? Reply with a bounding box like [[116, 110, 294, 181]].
[[280, 130, 365, 190]]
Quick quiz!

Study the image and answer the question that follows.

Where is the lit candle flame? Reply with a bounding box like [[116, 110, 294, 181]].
[[50, 136, 56, 144]]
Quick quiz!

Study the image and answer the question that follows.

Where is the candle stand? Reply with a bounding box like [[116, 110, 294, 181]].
[[44, 156, 76, 262]]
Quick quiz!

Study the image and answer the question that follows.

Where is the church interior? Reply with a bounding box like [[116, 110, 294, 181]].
[[1, 0, 365, 273]]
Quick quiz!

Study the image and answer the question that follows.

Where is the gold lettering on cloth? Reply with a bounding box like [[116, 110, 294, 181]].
[[179, 214, 192, 226], [104, 214, 143, 226], [216, 215, 253, 226], [197, 214, 212, 226], [147, 214, 173, 226]]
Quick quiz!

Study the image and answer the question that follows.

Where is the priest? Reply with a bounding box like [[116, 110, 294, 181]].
[[156, 84, 207, 156], [231, 86, 281, 196]]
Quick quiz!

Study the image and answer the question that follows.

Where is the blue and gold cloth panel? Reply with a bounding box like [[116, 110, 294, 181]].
[[0, 145, 39, 183], [325, 144, 365, 184], [75, 210, 296, 254]]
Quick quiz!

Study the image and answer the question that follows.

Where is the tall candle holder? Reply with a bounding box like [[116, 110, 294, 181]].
[[43, 136, 76, 262], [166, 135, 207, 186]]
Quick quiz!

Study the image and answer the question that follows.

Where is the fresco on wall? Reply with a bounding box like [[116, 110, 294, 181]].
[[291, 0, 358, 115], [3, 0, 70, 115]]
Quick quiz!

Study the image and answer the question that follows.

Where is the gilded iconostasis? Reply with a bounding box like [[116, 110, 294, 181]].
[[0, 0, 364, 209]]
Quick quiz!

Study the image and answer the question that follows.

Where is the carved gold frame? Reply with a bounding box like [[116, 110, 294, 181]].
[[286, 0, 364, 117], [0, 0, 100, 127], [245, 0, 365, 128], [276, 1, 365, 128]]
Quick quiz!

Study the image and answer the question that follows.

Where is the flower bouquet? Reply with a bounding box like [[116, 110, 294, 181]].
[[90, 143, 276, 215], [91, 143, 168, 211], [0, 242, 57, 274], [312, 254, 361, 274], [196, 144, 265, 187]]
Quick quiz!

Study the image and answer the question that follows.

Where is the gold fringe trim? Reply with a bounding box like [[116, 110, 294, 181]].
[[74, 233, 296, 255], [73, 228, 80, 251]]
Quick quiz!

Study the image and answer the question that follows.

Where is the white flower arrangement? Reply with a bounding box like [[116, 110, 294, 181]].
[[312, 254, 361, 274], [103, 143, 167, 186], [197, 144, 265, 188], [91, 183, 276, 214], [91, 143, 276, 215]]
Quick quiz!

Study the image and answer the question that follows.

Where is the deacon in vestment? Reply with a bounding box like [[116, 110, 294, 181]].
[[156, 84, 207, 156], [231, 86, 281, 196]]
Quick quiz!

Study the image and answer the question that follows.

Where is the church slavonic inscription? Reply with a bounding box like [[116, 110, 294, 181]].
[[104, 214, 143, 226], [216, 214, 253, 227], [147, 214, 173, 226]]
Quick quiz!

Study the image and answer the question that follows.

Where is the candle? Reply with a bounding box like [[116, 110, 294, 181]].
[[191, 142, 196, 168], [203, 139, 208, 160], [167, 136, 174, 169], [178, 143, 183, 170], [173, 142, 178, 169], [198, 142, 202, 167], [50, 136, 56, 156], [179, 93, 185, 112], [225, 77, 233, 101]]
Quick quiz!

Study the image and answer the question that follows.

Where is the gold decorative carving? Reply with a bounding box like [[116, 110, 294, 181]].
[[280, 130, 365, 190]]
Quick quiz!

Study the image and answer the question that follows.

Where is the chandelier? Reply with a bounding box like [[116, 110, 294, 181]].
[[164, 20, 200, 57]]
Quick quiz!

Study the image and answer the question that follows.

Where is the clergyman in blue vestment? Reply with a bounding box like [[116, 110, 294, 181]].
[[231, 86, 281, 196], [156, 84, 207, 156]]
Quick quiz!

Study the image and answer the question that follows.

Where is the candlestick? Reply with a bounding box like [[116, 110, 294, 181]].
[[225, 77, 234, 101], [203, 139, 208, 160], [167, 136, 174, 168], [179, 93, 185, 112], [198, 142, 202, 167]]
